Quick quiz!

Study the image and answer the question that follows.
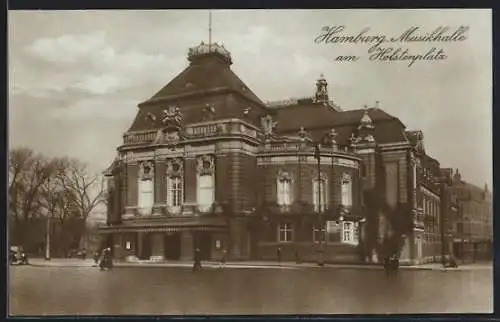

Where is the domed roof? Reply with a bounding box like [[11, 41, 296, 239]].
[[187, 41, 232, 65]]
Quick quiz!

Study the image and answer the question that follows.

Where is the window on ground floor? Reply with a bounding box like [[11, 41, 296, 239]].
[[278, 223, 293, 242], [342, 221, 358, 245], [313, 224, 326, 243]]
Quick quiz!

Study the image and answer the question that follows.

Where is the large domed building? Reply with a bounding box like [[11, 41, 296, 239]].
[[100, 40, 447, 265]]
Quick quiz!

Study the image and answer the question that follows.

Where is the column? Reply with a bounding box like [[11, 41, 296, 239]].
[[150, 233, 165, 261], [137, 231, 143, 259], [229, 219, 241, 260], [180, 231, 194, 261]]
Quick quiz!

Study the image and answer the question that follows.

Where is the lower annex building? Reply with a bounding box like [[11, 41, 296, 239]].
[[99, 40, 456, 265]]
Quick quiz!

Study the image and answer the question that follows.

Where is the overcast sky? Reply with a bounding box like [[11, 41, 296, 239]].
[[8, 9, 492, 188]]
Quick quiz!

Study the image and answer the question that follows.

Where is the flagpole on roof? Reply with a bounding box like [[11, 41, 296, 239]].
[[209, 9, 212, 49]]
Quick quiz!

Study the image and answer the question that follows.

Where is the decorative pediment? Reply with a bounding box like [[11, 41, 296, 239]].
[[166, 158, 183, 178], [406, 130, 425, 153], [243, 107, 252, 118], [341, 172, 352, 184], [139, 161, 154, 180], [145, 112, 157, 122], [328, 128, 338, 143], [161, 104, 183, 128], [197, 155, 215, 175], [277, 170, 292, 182], [358, 106, 375, 130], [298, 127, 309, 141], [202, 103, 216, 121], [314, 172, 328, 182], [153, 128, 182, 145]]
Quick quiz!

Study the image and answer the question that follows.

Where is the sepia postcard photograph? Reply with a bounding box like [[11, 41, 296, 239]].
[[7, 8, 493, 316]]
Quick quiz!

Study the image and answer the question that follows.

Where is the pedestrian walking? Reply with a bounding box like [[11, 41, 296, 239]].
[[218, 249, 227, 269], [277, 246, 282, 265], [93, 251, 100, 266], [193, 248, 202, 272], [99, 249, 107, 271]]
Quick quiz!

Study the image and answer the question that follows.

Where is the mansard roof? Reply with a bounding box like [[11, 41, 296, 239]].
[[272, 103, 407, 145], [127, 44, 269, 132], [139, 50, 265, 107]]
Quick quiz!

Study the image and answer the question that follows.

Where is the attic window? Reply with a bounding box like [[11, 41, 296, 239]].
[[185, 82, 194, 88], [241, 85, 247, 92]]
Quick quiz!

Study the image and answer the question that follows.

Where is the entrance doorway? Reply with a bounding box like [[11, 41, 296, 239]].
[[164, 233, 181, 260], [194, 233, 212, 260], [139, 233, 152, 260]]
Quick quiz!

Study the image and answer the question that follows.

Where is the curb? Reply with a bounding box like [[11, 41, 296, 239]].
[[21, 261, 491, 271]]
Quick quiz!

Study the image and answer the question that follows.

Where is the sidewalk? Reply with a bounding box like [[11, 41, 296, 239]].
[[25, 258, 492, 271]]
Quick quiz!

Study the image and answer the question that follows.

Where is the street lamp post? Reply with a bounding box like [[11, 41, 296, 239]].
[[45, 176, 51, 261], [315, 143, 325, 266]]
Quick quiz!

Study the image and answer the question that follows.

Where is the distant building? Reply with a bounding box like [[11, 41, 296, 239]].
[[98, 40, 463, 265], [450, 170, 492, 262], [438, 168, 459, 263]]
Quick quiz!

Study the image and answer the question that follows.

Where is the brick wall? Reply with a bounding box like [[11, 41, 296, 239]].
[[216, 152, 258, 213], [381, 149, 409, 204]]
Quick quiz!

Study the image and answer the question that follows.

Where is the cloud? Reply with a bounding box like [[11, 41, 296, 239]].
[[27, 31, 107, 64], [72, 74, 123, 95], [19, 31, 173, 98], [8, 10, 492, 188]]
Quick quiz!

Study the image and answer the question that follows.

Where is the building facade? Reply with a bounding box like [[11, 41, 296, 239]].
[[99, 41, 455, 265], [450, 170, 492, 262]]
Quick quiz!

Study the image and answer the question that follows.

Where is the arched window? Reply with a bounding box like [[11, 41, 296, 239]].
[[277, 171, 292, 206], [341, 173, 352, 206]]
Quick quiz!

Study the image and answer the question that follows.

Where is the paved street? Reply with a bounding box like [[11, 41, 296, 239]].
[[9, 263, 493, 315]]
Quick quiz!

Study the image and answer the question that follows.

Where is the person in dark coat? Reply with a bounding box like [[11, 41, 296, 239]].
[[93, 251, 100, 266], [277, 246, 282, 265], [218, 249, 227, 269], [193, 248, 202, 272]]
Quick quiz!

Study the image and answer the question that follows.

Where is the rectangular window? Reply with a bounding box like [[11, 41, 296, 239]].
[[341, 221, 358, 245], [341, 174, 352, 206], [313, 179, 327, 212], [197, 174, 214, 212], [313, 224, 326, 243], [277, 179, 292, 206], [278, 223, 293, 242], [138, 179, 154, 215], [385, 163, 398, 208], [167, 176, 183, 209]]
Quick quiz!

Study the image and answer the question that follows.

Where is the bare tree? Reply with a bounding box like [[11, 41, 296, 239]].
[[8, 148, 55, 249], [58, 159, 106, 246]]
